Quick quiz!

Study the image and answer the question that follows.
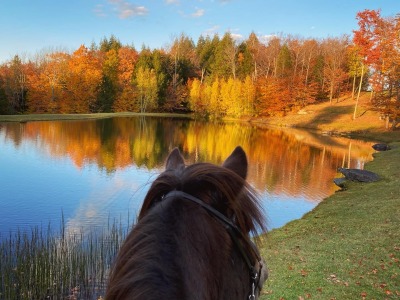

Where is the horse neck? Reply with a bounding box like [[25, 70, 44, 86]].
[[107, 196, 251, 300]]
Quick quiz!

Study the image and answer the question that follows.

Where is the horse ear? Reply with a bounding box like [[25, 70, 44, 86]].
[[222, 146, 248, 179], [166, 147, 185, 171]]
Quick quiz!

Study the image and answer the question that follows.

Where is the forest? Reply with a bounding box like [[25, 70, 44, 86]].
[[0, 9, 399, 128]]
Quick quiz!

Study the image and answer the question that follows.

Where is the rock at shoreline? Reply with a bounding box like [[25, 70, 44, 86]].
[[372, 143, 390, 151], [337, 168, 380, 182], [333, 177, 347, 188]]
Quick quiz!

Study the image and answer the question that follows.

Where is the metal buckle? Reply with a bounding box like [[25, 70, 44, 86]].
[[249, 271, 258, 300], [248, 281, 256, 300]]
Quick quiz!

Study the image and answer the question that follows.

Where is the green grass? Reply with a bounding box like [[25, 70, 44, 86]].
[[260, 143, 400, 299]]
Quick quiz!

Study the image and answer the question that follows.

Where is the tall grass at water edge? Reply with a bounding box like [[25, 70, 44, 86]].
[[0, 217, 131, 300]]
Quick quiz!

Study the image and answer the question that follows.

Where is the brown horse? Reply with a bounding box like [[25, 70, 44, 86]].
[[106, 146, 268, 300]]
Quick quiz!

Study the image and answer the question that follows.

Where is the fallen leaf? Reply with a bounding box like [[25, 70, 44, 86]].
[[300, 269, 308, 277]]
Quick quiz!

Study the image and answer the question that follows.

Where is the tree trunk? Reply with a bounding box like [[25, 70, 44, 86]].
[[329, 80, 334, 104], [351, 74, 356, 100], [200, 68, 205, 84], [353, 63, 364, 120]]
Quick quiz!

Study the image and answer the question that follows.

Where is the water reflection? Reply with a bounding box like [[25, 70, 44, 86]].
[[0, 117, 375, 231]]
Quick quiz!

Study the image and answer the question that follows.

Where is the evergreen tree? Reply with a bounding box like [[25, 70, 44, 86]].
[[236, 42, 254, 80]]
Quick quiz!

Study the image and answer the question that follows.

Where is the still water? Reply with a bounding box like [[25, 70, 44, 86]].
[[0, 116, 375, 234]]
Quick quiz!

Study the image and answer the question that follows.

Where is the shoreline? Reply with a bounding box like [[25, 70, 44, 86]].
[[260, 142, 400, 299], [0, 112, 193, 123]]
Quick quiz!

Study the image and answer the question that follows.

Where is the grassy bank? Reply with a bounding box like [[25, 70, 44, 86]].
[[260, 142, 400, 299], [0, 112, 191, 123]]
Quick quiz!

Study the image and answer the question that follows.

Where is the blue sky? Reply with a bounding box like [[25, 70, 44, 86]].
[[1, 0, 399, 63]]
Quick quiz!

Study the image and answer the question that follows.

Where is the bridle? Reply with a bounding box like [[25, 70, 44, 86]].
[[163, 190, 263, 300]]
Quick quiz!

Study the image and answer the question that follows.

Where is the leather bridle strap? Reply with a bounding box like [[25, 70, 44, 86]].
[[163, 190, 261, 291]]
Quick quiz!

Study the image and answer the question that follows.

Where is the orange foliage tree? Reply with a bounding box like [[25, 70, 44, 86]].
[[26, 52, 69, 113], [62, 45, 102, 113], [112, 46, 138, 111], [354, 9, 400, 129]]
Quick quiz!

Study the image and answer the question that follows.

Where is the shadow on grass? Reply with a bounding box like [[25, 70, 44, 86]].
[[299, 105, 353, 129]]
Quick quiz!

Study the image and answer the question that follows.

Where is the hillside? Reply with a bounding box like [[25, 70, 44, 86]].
[[253, 92, 400, 143]]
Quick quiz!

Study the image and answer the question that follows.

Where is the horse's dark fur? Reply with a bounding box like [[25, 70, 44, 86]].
[[106, 146, 267, 300]]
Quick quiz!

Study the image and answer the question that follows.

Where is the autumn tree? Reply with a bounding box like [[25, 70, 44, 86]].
[[135, 47, 171, 110], [27, 51, 70, 112], [321, 36, 350, 104], [62, 45, 102, 113], [354, 9, 400, 128], [188, 78, 204, 114], [166, 33, 197, 110], [1, 55, 28, 112], [242, 75, 256, 115], [113, 46, 138, 111], [135, 66, 158, 113]]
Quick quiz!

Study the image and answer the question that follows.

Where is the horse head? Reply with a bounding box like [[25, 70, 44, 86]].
[[106, 146, 268, 300]]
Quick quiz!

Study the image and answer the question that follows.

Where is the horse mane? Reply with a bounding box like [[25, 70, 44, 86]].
[[106, 148, 266, 300]]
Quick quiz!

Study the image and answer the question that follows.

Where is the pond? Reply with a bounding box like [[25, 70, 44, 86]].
[[0, 116, 376, 234]]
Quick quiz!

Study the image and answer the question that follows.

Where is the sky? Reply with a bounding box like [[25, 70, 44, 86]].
[[1, 0, 400, 63]]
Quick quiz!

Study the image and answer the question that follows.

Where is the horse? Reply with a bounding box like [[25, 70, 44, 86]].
[[105, 146, 268, 300]]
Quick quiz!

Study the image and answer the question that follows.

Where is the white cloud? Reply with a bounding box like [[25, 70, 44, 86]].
[[259, 34, 278, 44], [230, 33, 243, 41], [165, 0, 180, 4], [191, 8, 205, 18], [108, 0, 149, 19]]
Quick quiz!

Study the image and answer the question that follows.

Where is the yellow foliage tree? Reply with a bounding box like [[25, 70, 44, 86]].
[[188, 78, 203, 113], [242, 75, 255, 116], [135, 67, 158, 113]]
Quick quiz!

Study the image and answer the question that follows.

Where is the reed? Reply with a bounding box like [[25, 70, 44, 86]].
[[0, 217, 131, 300]]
